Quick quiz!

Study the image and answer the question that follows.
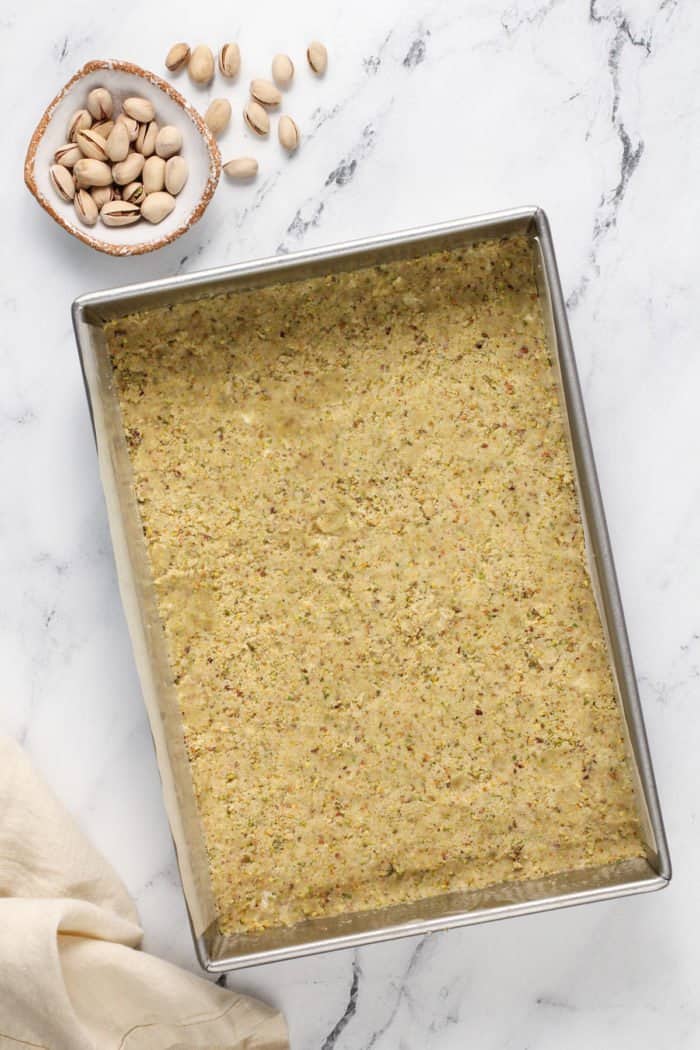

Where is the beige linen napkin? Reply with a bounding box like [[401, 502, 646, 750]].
[[0, 736, 288, 1050]]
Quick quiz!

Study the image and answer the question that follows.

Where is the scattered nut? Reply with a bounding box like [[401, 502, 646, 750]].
[[271, 53, 294, 88], [116, 114, 139, 143], [143, 155, 166, 194], [73, 157, 114, 188], [218, 43, 241, 78], [105, 122, 130, 163], [243, 100, 269, 136], [54, 143, 82, 168], [122, 96, 156, 123], [49, 164, 75, 202], [76, 128, 109, 162], [112, 152, 145, 186], [87, 87, 113, 121], [250, 78, 281, 108], [141, 191, 176, 224], [165, 155, 188, 195], [91, 185, 119, 208], [67, 109, 92, 142], [74, 188, 98, 226], [165, 42, 190, 72], [100, 200, 141, 227], [136, 120, 159, 157], [223, 156, 258, 180], [307, 41, 328, 75], [155, 125, 183, 159], [278, 114, 300, 152], [122, 181, 146, 204], [205, 98, 232, 137], [189, 44, 215, 84]]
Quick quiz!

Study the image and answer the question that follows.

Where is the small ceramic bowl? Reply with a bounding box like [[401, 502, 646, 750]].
[[24, 59, 221, 256]]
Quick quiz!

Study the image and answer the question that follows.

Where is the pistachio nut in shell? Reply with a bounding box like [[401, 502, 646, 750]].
[[67, 108, 92, 141], [91, 185, 118, 208], [250, 78, 281, 108], [76, 128, 109, 161], [165, 42, 190, 72], [116, 114, 139, 142], [49, 164, 75, 202], [105, 122, 130, 163], [271, 53, 294, 88], [155, 125, 183, 159], [278, 114, 300, 152], [54, 142, 82, 168], [91, 119, 114, 139], [87, 87, 113, 120], [136, 120, 159, 157], [218, 42, 240, 78], [141, 191, 176, 224], [189, 44, 215, 84], [122, 181, 146, 204], [243, 100, 269, 136], [306, 41, 328, 75], [74, 188, 98, 226], [165, 155, 188, 195], [205, 98, 231, 137], [112, 152, 145, 186], [143, 155, 166, 194], [223, 156, 258, 180], [100, 200, 141, 227], [122, 96, 156, 123], [73, 157, 113, 188]]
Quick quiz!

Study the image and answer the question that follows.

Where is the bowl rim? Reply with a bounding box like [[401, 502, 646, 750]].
[[24, 58, 222, 257]]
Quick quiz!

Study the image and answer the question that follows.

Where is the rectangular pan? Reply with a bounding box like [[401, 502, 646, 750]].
[[72, 207, 670, 971]]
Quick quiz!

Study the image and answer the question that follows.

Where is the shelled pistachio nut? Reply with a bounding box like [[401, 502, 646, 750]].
[[49, 164, 76, 202], [250, 78, 281, 108], [243, 100, 269, 136], [73, 157, 113, 188], [189, 44, 215, 84], [87, 87, 113, 120], [141, 191, 176, 224], [278, 114, 300, 152], [112, 152, 145, 186], [67, 108, 92, 141], [155, 125, 183, 159], [271, 53, 294, 88], [223, 156, 258, 180], [105, 122, 130, 163], [54, 142, 82, 168], [205, 98, 231, 137], [116, 114, 139, 142], [122, 181, 146, 205], [143, 155, 166, 194], [74, 188, 98, 226], [218, 42, 240, 78], [122, 96, 156, 123], [165, 155, 188, 195], [101, 200, 141, 226], [165, 42, 190, 72], [76, 128, 109, 161], [136, 120, 159, 157], [307, 41, 328, 75]]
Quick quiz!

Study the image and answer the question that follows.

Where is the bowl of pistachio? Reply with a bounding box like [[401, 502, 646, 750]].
[[24, 59, 221, 256]]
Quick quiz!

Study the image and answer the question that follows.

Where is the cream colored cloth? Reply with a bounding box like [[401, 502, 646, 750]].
[[0, 736, 288, 1050]]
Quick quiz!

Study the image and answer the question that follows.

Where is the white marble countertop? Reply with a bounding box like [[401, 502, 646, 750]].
[[3, 0, 698, 1046]]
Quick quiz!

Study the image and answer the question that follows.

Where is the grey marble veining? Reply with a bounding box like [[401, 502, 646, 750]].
[[1, 0, 698, 1046]]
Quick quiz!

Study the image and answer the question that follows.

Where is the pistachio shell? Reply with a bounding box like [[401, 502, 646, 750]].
[[155, 125, 183, 159], [105, 122, 130, 163], [271, 53, 294, 88], [223, 156, 258, 180], [54, 143, 82, 168], [165, 42, 190, 72], [205, 98, 231, 137], [67, 108, 92, 142], [143, 155, 166, 194], [141, 191, 176, 224], [91, 185, 119, 208], [307, 41, 328, 75], [189, 44, 215, 84], [73, 158, 113, 188], [278, 114, 300, 152], [87, 87, 113, 120], [116, 114, 139, 143], [112, 152, 145, 186], [76, 128, 109, 161], [136, 120, 159, 157], [74, 188, 98, 226], [250, 78, 281, 108], [243, 100, 269, 136], [122, 181, 146, 205], [165, 155, 188, 195], [49, 164, 76, 202], [91, 119, 114, 139], [100, 200, 141, 226], [218, 42, 240, 78], [123, 96, 156, 123]]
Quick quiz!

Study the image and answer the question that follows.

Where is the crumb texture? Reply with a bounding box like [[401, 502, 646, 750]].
[[107, 235, 644, 934]]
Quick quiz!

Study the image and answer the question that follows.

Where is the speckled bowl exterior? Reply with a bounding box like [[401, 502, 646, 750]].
[[24, 59, 221, 256]]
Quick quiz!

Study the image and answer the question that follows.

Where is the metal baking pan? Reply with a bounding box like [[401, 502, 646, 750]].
[[72, 207, 670, 972]]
